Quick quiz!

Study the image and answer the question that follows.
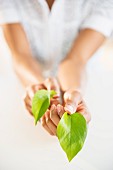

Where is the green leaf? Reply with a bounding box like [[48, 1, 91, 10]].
[[32, 89, 56, 125], [50, 90, 57, 98], [57, 112, 87, 162]]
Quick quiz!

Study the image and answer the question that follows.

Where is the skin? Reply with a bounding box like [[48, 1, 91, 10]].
[[46, 0, 55, 10], [1, 2, 106, 135]]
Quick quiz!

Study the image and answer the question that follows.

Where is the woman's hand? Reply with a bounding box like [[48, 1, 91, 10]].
[[41, 89, 91, 136], [64, 89, 91, 123], [23, 83, 45, 115], [41, 104, 64, 136], [23, 77, 60, 116]]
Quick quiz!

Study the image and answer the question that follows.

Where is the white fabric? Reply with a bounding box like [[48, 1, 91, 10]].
[[0, 0, 113, 76]]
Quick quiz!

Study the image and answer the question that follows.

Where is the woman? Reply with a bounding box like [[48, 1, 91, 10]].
[[0, 0, 113, 135]]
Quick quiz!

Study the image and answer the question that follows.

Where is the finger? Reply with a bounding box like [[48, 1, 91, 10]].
[[45, 110, 57, 135], [57, 104, 64, 118], [41, 115, 54, 136], [50, 104, 60, 126], [44, 77, 60, 94], [26, 104, 33, 116], [50, 98, 60, 106], [77, 108, 91, 123], [53, 94, 60, 99], [50, 93, 60, 106], [77, 101, 86, 111], [33, 84, 46, 91], [77, 100, 91, 123], [24, 96, 33, 116], [26, 86, 35, 99], [23, 93, 32, 107], [64, 90, 82, 114], [26, 84, 46, 99]]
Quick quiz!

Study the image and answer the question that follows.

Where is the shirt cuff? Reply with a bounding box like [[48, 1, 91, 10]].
[[80, 14, 113, 37], [0, 8, 20, 24]]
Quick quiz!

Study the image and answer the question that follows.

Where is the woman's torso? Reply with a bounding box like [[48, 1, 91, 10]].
[[8, 0, 99, 76]]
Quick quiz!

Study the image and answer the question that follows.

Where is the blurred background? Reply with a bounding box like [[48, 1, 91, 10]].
[[0, 27, 113, 170]]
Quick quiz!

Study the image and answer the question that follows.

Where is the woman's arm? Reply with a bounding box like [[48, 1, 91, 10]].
[[58, 29, 106, 93], [2, 23, 61, 117], [2, 23, 44, 87]]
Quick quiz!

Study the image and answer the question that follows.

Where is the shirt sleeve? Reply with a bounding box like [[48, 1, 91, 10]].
[[0, 0, 20, 25], [80, 0, 113, 37]]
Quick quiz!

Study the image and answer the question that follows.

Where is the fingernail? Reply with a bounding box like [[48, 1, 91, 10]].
[[51, 104, 56, 111], [46, 117, 49, 122], [65, 104, 74, 113], [53, 94, 60, 98], [57, 104, 62, 113]]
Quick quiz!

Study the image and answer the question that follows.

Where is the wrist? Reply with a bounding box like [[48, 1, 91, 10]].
[[58, 67, 86, 96], [61, 87, 82, 96], [58, 55, 87, 95], [23, 72, 44, 86], [35, 75, 45, 84], [68, 54, 87, 66]]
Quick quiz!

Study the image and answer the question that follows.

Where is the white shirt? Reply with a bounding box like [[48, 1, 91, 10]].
[[0, 0, 113, 77]]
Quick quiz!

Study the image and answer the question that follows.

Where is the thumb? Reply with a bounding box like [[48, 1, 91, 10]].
[[44, 77, 60, 95], [64, 90, 82, 114]]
